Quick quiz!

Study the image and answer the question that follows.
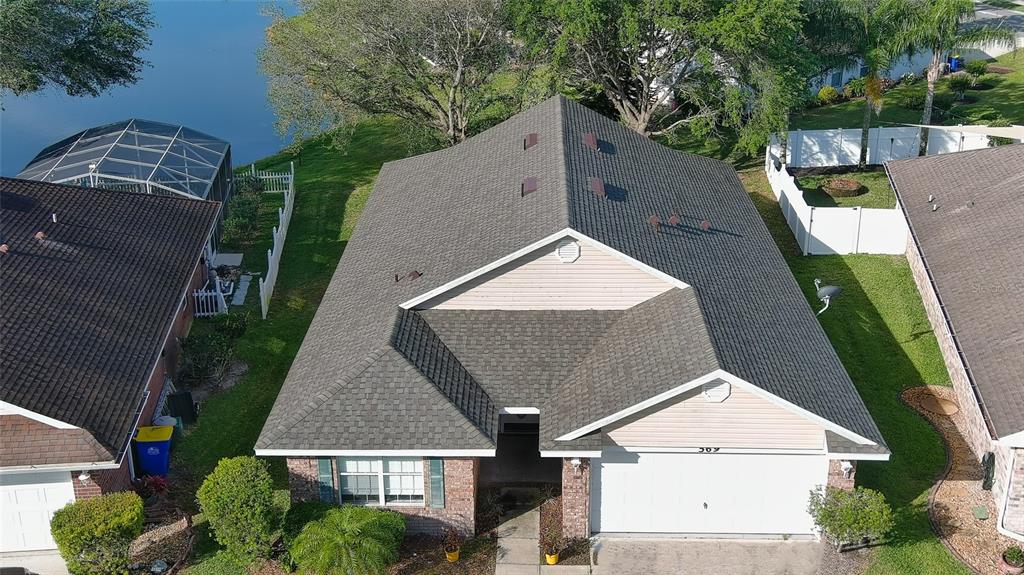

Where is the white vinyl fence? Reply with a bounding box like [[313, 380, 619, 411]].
[[257, 162, 296, 319], [194, 277, 229, 317], [772, 126, 991, 167], [764, 150, 909, 255]]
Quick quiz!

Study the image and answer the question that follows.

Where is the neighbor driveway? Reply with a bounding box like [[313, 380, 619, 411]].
[[591, 538, 823, 575], [0, 550, 70, 575]]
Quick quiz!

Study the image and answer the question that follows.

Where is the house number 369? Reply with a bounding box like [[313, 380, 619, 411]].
[[698, 447, 720, 453]]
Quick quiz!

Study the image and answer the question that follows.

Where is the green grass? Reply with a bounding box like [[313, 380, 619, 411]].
[[741, 170, 966, 575], [795, 171, 896, 208], [791, 48, 1024, 130]]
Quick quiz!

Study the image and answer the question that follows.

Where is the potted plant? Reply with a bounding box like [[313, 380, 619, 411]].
[[1002, 546, 1024, 575], [442, 526, 460, 563], [541, 526, 563, 565]]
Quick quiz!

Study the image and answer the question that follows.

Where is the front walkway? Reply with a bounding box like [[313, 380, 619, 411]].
[[591, 538, 822, 575], [495, 507, 591, 575]]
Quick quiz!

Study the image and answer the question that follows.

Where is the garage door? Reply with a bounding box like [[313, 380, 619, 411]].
[[591, 450, 828, 536], [0, 471, 76, 552]]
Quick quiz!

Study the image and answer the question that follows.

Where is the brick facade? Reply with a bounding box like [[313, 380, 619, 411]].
[[286, 456, 478, 537], [826, 459, 856, 491], [906, 239, 1024, 536], [561, 457, 590, 539]]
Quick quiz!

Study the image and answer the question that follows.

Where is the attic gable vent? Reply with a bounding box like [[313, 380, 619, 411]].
[[702, 381, 731, 403], [522, 177, 539, 196], [524, 133, 539, 150], [555, 239, 581, 263], [589, 177, 606, 199], [584, 132, 599, 151]]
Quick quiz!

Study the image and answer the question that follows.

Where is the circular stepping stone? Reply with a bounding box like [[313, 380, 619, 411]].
[[919, 394, 959, 415]]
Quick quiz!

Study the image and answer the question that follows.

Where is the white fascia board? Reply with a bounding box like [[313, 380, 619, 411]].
[[500, 407, 540, 415], [540, 451, 602, 458], [997, 430, 1024, 448], [0, 401, 77, 429], [399, 228, 690, 309], [254, 449, 496, 457], [0, 461, 120, 474], [554, 369, 883, 451], [609, 445, 826, 456]]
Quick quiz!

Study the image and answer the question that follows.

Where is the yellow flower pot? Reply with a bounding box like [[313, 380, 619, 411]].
[[445, 549, 460, 563], [545, 553, 559, 565]]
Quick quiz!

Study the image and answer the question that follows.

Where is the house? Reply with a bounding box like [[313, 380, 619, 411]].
[[256, 96, 888, 539], [0, 178, 219, 553], [888, 144, 1024, 541]]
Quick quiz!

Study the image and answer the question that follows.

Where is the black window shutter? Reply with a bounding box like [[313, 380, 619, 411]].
[[428, 458, 444, 508], [317, 458, 335, 503]]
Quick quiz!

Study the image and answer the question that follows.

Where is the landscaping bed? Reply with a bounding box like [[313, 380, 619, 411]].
[[389, 534, 497, 575], [790, 167, 896, 209], [538, 495, 590, 566]]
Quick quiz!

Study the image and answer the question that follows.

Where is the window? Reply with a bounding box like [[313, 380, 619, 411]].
[[337, 457, 424, 505], [829, 70, 843, 88]]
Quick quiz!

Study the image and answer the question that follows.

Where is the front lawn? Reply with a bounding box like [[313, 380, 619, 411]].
[[792, 48, 1024, 130], [794, 170, 896, 209], [741, 169, 967, 575]]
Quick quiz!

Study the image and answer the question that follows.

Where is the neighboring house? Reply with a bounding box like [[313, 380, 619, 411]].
[[889, 144, 1024, 541], [16, 119, 234, 254], [0, 178, 219, 553], [256, 96, 888, 540]]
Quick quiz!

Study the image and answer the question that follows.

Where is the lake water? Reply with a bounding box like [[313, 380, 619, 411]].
[[0, 0, 292, 177]]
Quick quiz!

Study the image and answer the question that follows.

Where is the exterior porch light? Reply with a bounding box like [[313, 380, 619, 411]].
[[570, 458, 582, 474], [78, 471, 91, 484], [840, 460, 854, 479]]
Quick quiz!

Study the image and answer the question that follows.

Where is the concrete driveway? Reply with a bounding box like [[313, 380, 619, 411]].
[[591, 538, 823, 575], [0, 551, 70, 575]]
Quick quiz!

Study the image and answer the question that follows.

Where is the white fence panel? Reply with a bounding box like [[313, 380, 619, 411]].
[[856, 208, 909, 255], [805, 208, 859, 255], [780, 127, 993, 167], [256, 162, 296, 319]]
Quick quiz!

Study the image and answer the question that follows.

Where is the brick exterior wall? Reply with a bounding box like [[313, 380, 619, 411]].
[[561, 458, 590, 539], [826, 459, 856, 491], [906, 239, 1024, 536], [70, 460, 133, 500], [285, 457, 478, 537]]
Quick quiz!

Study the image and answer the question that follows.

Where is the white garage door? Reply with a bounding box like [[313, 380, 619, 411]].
[[0, 471, 76, 552], [591, 450, 828, 536]]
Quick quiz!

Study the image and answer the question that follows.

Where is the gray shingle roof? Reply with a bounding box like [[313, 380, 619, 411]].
[[257, 96, 885, 452], [0, 177, 218, 459], [888, 145, 1024, 439]]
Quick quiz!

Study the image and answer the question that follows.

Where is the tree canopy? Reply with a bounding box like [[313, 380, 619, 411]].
[[261, 0, 526, 146], [0, 0, 153, 97], [509, 0, 813, 154]]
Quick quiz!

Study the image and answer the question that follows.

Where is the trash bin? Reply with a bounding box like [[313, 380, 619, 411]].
[[948, 55, 960, 72], [134, 426, 174, 477]]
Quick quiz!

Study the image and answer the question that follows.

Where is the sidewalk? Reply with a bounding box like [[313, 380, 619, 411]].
[[494, 507, 591, 575]]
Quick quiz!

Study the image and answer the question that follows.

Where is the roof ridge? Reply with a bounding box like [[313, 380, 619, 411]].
[[554, 95, 572, 227]]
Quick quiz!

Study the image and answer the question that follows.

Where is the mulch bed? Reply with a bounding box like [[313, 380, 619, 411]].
[[389, 533, 497, 575], [902, 385, 1016, 575], [788, 165, 886, 178], [129, 500, 194, 574], [815, 543, 875, 575], [538, 496, 590, 566]]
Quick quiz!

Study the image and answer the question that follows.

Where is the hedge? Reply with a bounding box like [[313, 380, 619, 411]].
[[50, 491, 144, 575], [197, 456, 278, 563]]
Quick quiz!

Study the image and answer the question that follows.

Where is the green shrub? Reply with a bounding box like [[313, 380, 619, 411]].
[[965, 59, 988, 77], [178, 330, 232, 388], [816, 85, 841, 106], [842, 77, 867, 99], [289, 506, 405, 575], [197, 457, 278, 563], [808, 486, 894, 550], [50, 492, 144, 575], [180, 550, 249, 575], [987, 116, 1015, 147], [1005, 546, 1024, 568], [947, 73, 971, 100], [233, 174, 266, 196], [210, 311, 251, 340]]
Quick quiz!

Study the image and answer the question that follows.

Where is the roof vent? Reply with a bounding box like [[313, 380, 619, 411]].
[[34, 231, 46, 241], [555, 239, 581, 263], [521, 177, 539, 196], [668, 213, 681, 227], [702, 381, 731, 403], [649, 215, 662, 232], [589, 177, 606, 199], [395, 270, 423, 283], [584, 132, 599, 151], [524, 133, 539, 150], [699, 219, 712, 231], [0, 244, 8, 255]]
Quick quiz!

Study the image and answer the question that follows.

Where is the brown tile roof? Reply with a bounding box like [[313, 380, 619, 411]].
[[0, 415, 113, 467], [0, 178, 219, 460], [888, 144, 1024, 438]]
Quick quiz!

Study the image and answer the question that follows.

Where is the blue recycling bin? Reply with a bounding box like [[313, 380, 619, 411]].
[[134, 425, 173, 476], [948, 55, 960, 72]]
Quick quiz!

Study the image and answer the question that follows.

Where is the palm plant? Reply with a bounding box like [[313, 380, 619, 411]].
[[289, 506, 405, 575], [805, 0, 916, 167], [905, 0, 1016, 155]]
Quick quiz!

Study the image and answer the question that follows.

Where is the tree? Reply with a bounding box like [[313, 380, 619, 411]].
[[904, 0, 1015, 155], [289, 506, 405, 575], [260, 0, 522, 147], [50, 492, 144, 575], [0, 0, 152, 97], [197, 456, 279, 563], [510, 0, 812, 154], [805, 0, 915, 167], [808, 486, 895, 550]]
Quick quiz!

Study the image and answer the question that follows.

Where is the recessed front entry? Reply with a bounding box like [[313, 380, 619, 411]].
[[591, 450, 828, 536]]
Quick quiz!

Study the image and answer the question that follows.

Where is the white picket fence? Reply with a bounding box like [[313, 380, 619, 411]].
[[257, 162, 296, 319], [249, 163, 293, 193], [772, 126, 991, 167], [194, 278, 229, 317], [763, 150, 909, 255]]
